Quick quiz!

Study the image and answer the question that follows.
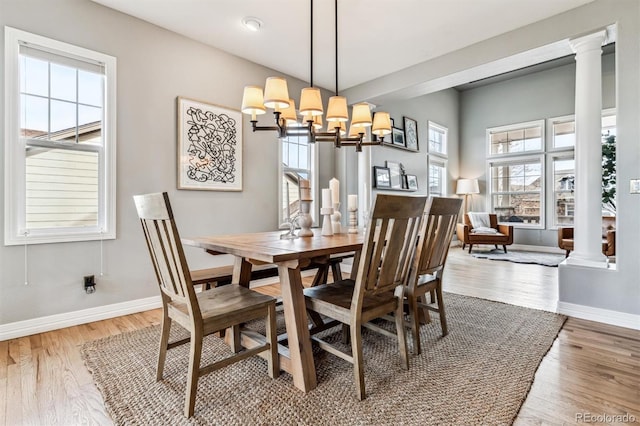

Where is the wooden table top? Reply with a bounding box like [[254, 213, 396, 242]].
[[183, 230, 364, 264]]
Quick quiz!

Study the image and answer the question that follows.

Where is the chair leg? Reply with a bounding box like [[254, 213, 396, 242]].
[[394, 298, 409, 370], [435, 282, 448, 337], [468, 244, 473, 253], [351, 323, 366, 401], [331, 261, 342, 283], [503, 245, 508, 253], [184, 330, 203, 418], [495, 244, 498, 250], [408, 294, 421, 355], [266, 303, 280, 379], [156, 310, 171, 381], [461, 243, 466, 250]]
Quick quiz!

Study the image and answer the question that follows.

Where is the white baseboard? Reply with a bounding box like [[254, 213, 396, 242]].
[[557, 301, 640, 330], [0, 296, 162, 341]]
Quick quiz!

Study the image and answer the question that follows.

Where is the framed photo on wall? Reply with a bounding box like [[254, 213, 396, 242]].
[[403, 116, 419, 151], [392, 127, 406, 147], [373, 166, 391, 189], [177, 97, 243, 191], [405, 174, 418, 190], [385, 161, 403, 189]]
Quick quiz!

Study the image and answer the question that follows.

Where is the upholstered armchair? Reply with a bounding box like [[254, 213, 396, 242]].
[[557, 227, 616, 257], [456, 213, 514, 253]]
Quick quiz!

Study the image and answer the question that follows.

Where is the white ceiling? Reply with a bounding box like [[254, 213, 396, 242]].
[[91, 0, 594, 91]]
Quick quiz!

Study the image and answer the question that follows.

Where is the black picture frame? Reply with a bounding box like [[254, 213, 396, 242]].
[[392, 127, 406, 147], [403, 116, 419, 151], [405, 174, 418, 190], [373, 166, 391, 189]]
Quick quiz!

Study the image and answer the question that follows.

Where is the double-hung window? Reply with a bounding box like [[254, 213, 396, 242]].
[[428, 121, 448, 196], [547, 111, 616, 226], [487, 120, 544, 227], [4, 27, 116, 245], [279, 133, 317, 226]]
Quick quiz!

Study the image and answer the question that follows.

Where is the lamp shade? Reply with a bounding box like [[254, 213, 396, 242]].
[[327, 121, 346, 136], [326, 96, 349, 122], [299, 87, 323, 116], [351, 103, 372, 127], [281, 98, 298, 126], [301, 113, 323, 130], [371, 112, 392, 136], [456, 178, 480, 195], [241, 86, 266, 116], [349, 123, 366, 137], [263, 77, 290, 109]]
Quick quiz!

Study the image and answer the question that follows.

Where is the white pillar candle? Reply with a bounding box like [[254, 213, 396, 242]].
[[329, 177, 339, 205], [322, 188, 332, 209], [348, 194, 357, 210]]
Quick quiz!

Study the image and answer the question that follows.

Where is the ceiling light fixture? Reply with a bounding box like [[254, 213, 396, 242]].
[[240, 0, 391, 151], [242, 17, 263, 32]]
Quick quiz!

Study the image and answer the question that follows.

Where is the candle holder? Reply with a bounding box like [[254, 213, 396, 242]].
[[348, 206, 358, 234], [331, 202, 342, 234], [321, 207, 334, 236], [298, 199, 314, 237]]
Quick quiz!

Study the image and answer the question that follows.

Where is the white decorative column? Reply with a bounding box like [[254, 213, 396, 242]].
[[566, 30, 608, 268]]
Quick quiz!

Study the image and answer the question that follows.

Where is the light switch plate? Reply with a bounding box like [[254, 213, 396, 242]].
[[630, 179, 640, 194]]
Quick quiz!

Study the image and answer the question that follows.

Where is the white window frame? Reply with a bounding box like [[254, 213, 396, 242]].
[[4, 27, 116, 245], [487, 154, 546, 230], [277, 135, 318, 227], [427, 121, 448, 157], [547, 153, 575, 229], [428, 157, 447, 197], [486, 119, 545, 158]]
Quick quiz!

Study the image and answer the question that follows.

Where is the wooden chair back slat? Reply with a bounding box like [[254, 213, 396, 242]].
[[354, 194, 427, 301], [415, 197, 463, 277], [134, 192, 198, 312]]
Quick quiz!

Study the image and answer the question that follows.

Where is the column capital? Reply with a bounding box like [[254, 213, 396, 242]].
[[569, 30, 607, 54]]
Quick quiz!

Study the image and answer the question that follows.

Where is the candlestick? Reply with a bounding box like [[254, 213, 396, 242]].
[[298, 199, 314, 237], [329, 177, 339, 205], [348, 207, 358, 234], [321, 206, 334, 236], [331, 202, 342, 234]]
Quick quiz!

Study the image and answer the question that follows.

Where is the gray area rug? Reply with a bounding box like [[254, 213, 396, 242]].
[[471, 249, 566, 267], [81, 294, 566, 425]]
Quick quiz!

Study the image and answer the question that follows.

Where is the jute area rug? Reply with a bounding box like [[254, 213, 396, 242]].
[[81, 293, 566, 425], [470, 249, 566, 267]]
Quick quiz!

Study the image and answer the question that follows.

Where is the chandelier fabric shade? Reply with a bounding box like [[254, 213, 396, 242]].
[[372, 112, 392, 137], [241, 86, 267, 119], [263, 77, 290, 110], [299, 87, 324, 116], [239, 0, 391, 150]]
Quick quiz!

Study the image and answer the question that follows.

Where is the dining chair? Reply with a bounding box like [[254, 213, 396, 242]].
[[134, 192, 279, 417], [406, 196, 462, 354], [304, 193, 427, 400]]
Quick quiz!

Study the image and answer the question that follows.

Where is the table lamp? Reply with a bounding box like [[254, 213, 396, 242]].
[[456, 178, 480, 215]]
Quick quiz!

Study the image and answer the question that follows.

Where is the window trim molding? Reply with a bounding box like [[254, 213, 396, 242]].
[[4, 27, 117, 245], [277, 135, 318, 228], [547, 152, 575, 230]]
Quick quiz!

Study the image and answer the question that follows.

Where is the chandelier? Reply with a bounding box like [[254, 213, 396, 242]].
[[240, 0, 392, 151]]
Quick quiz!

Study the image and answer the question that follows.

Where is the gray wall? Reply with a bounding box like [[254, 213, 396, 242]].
[[459, 53, 615, 247], [371, 89, 461, 198], [0, 0, 335, 324]]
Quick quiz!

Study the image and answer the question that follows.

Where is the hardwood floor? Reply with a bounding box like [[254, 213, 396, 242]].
[[1, 247, 638, 425]]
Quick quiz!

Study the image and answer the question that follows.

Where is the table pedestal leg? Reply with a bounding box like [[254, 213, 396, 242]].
[[277, 261, 317, 392]]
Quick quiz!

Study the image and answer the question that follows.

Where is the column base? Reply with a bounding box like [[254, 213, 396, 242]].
[[564, 250, 609, 268]]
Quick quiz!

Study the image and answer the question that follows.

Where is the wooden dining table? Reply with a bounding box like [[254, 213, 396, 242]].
[[182, 230, 364, 393]]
